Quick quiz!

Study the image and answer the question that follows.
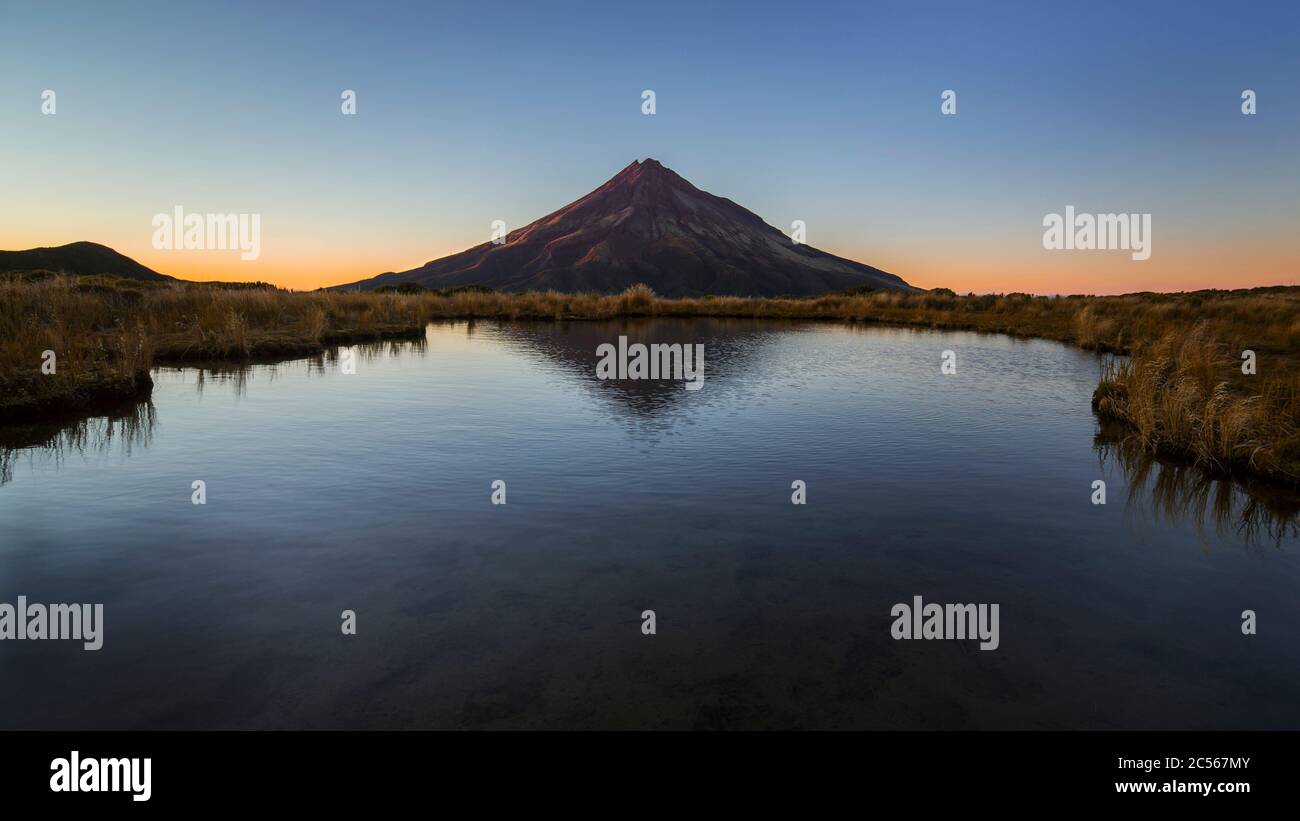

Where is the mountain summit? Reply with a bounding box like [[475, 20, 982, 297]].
[[342, 159, 913, 296]]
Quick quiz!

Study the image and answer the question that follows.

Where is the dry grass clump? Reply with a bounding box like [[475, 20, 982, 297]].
[[1093, 324, 1300, 484], [0, 276, 155, 420], [0, 275, 423, 420]]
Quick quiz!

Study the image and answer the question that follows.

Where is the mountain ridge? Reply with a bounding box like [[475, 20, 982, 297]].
[[0, 241, 174, 281], [338, 159, 914, 296]]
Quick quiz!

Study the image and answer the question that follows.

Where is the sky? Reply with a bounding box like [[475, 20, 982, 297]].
[[1, 0, 1297, 294]]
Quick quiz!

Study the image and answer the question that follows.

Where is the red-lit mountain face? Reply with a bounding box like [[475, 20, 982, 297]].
[[345, 159, 913, 297]]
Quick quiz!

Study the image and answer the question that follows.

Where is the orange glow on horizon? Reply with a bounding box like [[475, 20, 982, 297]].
[[4, 233, 1295, 296], [853, 240, 1300, 297]]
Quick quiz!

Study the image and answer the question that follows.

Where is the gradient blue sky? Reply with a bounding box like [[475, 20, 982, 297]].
[[2, 0, 1297, 292]]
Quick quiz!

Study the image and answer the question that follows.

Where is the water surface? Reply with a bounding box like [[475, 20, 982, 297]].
[[1, 319, 1297, 729]]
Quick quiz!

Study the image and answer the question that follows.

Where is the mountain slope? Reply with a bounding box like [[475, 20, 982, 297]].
[[340, 159, 913, 296], [0, 242, 174, 281]]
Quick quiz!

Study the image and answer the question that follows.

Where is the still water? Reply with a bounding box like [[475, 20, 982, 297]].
[[1, 319, 1297, 729]]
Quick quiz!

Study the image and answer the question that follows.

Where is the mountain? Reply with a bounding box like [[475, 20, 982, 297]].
[[339, 159, 914, 296], [0, 242, 174, 281]]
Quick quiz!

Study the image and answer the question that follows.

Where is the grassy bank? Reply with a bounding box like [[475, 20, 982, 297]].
[[0, 274, 423, 421], [2, 274, 1297, 484]]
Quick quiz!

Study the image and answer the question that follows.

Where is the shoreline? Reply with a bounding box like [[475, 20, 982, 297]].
[[2, 279, 1296, 487]]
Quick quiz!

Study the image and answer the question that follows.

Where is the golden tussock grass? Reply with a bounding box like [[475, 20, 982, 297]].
[[2, 275, 1297, 484]]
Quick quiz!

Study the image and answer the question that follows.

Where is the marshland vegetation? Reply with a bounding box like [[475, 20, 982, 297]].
[[2, 273, 1297, 485]]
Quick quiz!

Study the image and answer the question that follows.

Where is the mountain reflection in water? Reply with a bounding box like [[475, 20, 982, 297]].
[[4, 322, 1296, 547]]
